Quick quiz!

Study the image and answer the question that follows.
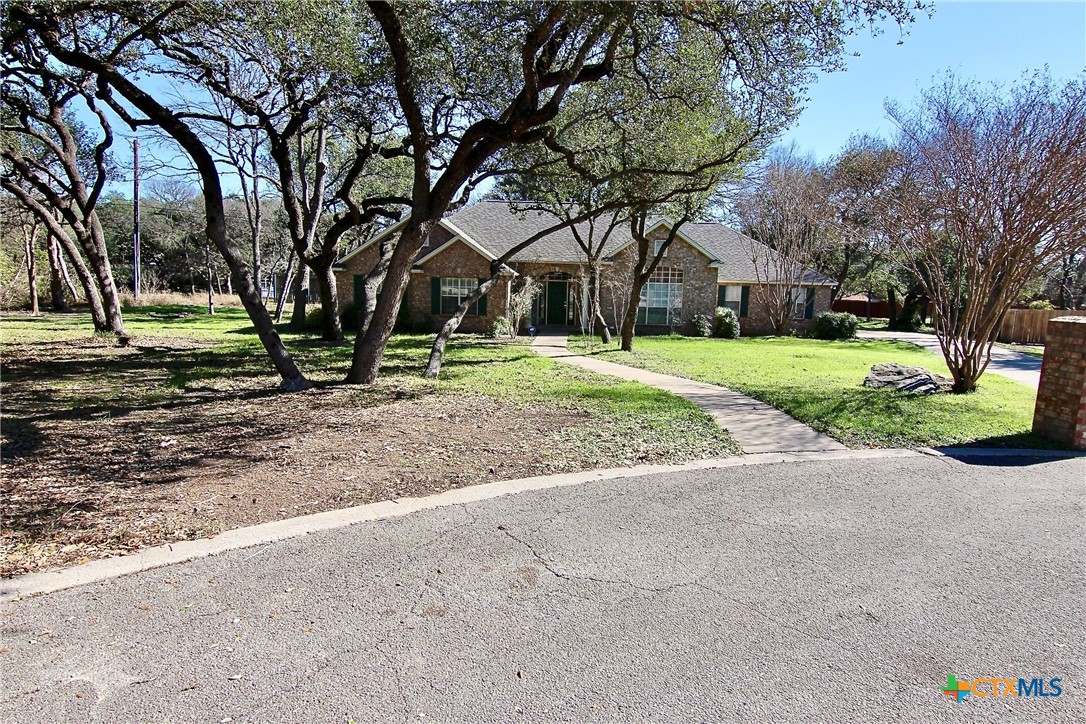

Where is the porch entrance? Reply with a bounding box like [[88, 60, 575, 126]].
[[544, 280, 570, 326]]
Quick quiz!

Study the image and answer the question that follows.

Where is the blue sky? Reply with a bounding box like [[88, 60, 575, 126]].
[[781, 1, 1086, 160]]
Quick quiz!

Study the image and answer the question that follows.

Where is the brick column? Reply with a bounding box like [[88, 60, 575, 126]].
[[1032, 316, 1086, 450]]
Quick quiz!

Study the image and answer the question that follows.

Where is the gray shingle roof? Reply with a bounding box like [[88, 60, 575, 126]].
[[678, 222, 834, 285], [444, 201, 597, 263], [365, 201, 832, 285]]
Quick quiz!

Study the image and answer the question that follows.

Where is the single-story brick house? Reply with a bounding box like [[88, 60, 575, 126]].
[[334, 201, 834, 335]]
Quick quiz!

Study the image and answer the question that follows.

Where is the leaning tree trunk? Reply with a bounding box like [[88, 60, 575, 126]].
[[83, 217, 125, 334], [347, 225, 428, 385], [55, 231, 108, 330], [313, 259, 343, 341], [46, 234, 68, 310], [423, 276, 499, 379]]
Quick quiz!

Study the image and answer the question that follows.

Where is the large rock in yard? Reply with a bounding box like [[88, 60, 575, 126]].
[[863, 362, 953, 395]]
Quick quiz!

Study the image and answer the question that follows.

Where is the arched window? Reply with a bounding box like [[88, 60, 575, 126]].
[[637, 267, 683, 325]]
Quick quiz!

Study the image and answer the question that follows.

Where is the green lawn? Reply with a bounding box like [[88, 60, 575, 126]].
[[1, 304, 255, 343], [582, 335, 1048, 449]]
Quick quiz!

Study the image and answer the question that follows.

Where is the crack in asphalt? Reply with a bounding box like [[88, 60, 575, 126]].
[[498, 527, 702, 595], [497, 526, 883, 670], [371, 641, 412, 723]]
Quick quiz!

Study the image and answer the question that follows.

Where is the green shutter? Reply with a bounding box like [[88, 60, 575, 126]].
[[716, 285, 726, 307], [739, 286, 750, 317], [431, 277, 441, 314], [804, 287, 815, 319], [353, 274, 363, 307], [477, 279, 488, 316]]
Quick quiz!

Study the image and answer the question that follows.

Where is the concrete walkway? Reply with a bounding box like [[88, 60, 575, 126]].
[[532, 333, 846, 454], [856, 330, 1042, 388]]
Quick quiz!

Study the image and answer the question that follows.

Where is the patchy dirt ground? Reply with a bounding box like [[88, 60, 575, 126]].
[[2, 333, 733, 576]]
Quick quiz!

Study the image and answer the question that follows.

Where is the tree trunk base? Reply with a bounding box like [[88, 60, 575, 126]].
[[279, 375, 313, 392]]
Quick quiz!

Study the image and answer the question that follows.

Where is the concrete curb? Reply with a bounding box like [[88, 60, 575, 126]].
[[1, 448, 925, 603]]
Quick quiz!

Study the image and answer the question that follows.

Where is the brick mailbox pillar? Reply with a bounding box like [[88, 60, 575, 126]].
[[1032, 316, 1086, 450]]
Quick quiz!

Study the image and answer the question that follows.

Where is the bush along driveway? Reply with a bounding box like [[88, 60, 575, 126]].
[[584, 335, 1049, 449]]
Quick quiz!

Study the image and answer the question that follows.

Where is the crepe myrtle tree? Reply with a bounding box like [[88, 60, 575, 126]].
[[733, 149, 832, 335], [885, 71, 1086, 393], [349, 0, 926, 384]]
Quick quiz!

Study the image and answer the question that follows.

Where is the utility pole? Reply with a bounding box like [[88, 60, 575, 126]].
[[132, 138, 141, 299]]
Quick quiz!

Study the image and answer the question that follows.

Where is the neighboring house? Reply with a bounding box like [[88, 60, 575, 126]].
[[333, 201, 834, 335]]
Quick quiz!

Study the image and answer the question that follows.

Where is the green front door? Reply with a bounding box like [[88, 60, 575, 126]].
[[545, 281, 568, 325]]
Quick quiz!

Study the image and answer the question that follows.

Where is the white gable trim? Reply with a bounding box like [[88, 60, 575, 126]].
[[413, 232, 497, 267], [342, 216, 498, 268], [335, 218, 408, 265], [439, 219, 494, 259]]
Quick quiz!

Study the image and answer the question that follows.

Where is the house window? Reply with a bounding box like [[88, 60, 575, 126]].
[[789, 287, 810, 320], [637, 267, 683, 325], [653, 239, 668, 257], [441, 277, 480, 315], [720, 285, 743, 314]]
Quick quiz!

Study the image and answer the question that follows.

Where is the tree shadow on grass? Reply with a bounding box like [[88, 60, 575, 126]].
[[0, 338, 439, 462]]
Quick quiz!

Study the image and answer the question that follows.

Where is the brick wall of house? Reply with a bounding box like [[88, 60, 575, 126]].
[[608, 231, 719, 332], [606, 231, 832, 335], [739, 284, 833, 335], [1033, 317, 1086, 450], [412, 240, 508, 333]]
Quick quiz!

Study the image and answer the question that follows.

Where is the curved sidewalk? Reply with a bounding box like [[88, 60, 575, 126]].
[[532, 333, 846, 454], [856, 330, 1041, 388]]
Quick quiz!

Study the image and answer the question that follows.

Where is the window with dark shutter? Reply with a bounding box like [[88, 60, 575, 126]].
[[438, 278, 481, 316]]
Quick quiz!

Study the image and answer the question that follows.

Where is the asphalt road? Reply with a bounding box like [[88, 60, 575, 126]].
[[1, 453, 1083, 722]]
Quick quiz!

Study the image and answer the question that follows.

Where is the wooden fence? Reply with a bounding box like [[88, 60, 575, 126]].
[[998, 309, 1086, 345]]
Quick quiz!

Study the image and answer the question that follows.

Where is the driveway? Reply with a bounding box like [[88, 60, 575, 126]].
[[857, 330, 1043, 388], [2, 452, 1082, 722]]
